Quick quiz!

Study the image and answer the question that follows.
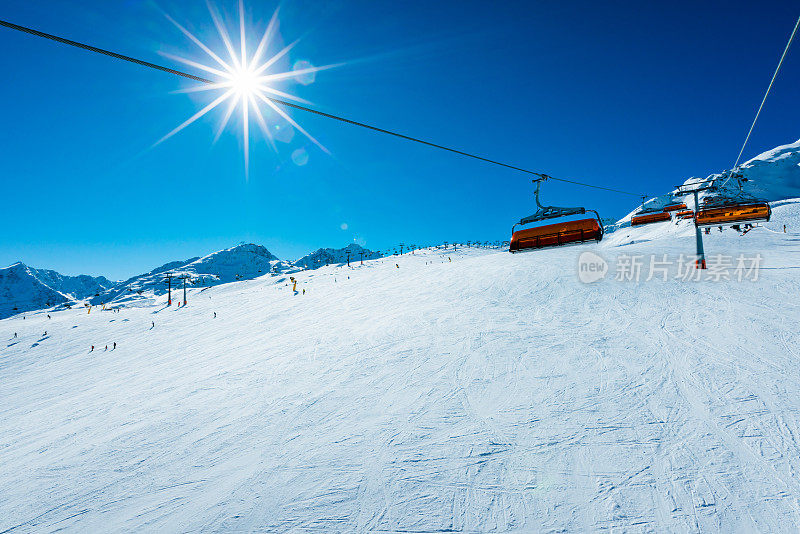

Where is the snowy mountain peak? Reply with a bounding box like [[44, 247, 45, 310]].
[[180, 243, 287, 282], [0, 263, 115, 319], [190, 243, 278, 266], [91, 243, 298, 307], [225, 243, 277, 255]]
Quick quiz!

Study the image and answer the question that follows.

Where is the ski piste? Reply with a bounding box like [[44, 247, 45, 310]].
[[2, 190, 800, 530]]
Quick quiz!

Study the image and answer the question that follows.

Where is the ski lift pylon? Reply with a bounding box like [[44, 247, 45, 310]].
[[509, 176, 603, 253]]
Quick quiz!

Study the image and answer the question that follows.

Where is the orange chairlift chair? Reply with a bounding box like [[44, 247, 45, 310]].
[[631, 207, 672, 226], [695, 198, 771, 227], [509, 177, 603, 253], [694, 172, 771, 227], [663, 202, 688, 212]]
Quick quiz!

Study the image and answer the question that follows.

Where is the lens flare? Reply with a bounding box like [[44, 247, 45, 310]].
[[158, 0, 338, 178]]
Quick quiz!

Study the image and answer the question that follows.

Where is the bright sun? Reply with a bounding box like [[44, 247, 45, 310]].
[[156, 0, 337, 177], [229, 67, 259, 97]]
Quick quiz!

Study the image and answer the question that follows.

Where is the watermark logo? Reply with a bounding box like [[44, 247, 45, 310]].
[[578, 251, 609, 283], [577, 252, 763, 282]]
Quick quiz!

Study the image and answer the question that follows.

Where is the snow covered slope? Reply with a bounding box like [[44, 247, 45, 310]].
[[293, 243, 382, 270], [3, 208, 800, 531], [677, 138, 800, 206], [0, 263, 113, 319], [729, 138, 800, 200]]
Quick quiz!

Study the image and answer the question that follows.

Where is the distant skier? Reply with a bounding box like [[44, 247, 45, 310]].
[[13, 332, 17, 338], [151, 321, 155, 329], [90, 345, 94, 352], [113, 342, 116, 350], [104, 345, 107, 351], [43, 331, 47, 337], [47, 314, 51, 319], [213, 312, 217, 318], [396, 264, 399, 268], [302, 289, 306, 295]]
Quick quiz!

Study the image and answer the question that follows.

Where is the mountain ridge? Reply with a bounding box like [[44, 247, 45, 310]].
[[1, 243, 381, 317], [0, 263, 115, 319]]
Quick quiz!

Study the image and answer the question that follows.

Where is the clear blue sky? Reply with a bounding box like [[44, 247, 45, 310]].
[[1, 0, 798, 279]]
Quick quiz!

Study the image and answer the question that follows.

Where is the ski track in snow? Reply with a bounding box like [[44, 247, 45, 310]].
[[2, 210, 800, 532]]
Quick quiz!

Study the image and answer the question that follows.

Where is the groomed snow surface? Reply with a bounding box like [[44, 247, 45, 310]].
[[2, 203, 800, 532]]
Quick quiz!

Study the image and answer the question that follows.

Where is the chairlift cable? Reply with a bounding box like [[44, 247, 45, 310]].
[[733, 13, 800, 169], [0, 18, 646, 197]]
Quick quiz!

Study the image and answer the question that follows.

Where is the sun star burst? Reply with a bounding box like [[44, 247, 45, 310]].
[[157, 0, 335, 178]]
